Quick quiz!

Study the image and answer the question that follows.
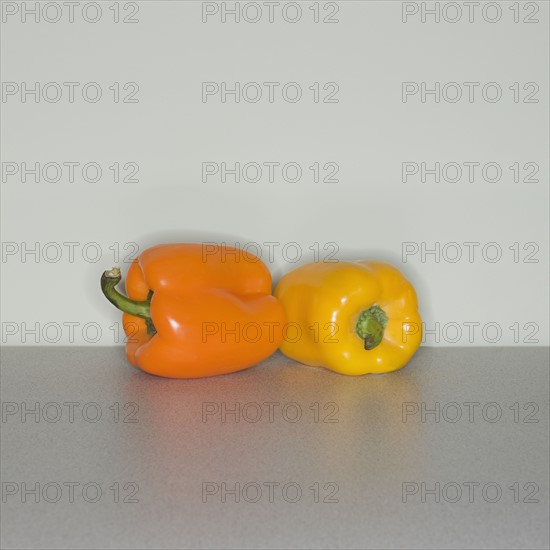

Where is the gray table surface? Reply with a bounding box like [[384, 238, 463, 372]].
[[1, 346, 549, 550]]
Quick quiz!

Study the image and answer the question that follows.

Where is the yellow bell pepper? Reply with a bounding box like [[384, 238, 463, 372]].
[[274, 260, 422, 375]]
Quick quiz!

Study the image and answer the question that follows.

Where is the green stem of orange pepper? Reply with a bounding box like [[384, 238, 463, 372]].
[[101, 267, 156, 334]]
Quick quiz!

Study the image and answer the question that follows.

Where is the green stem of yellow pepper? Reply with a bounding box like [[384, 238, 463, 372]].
[[356, 305, 388, 350]]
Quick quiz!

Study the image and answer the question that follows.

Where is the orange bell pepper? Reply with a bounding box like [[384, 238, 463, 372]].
[[101, 243, 286, 378]]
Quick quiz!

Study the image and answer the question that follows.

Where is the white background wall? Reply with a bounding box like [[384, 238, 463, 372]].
[[1, 0, 548, 346]]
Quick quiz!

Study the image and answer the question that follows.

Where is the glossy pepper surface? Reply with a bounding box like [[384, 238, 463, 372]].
[[274, 261, 422, 375], [101, 243, 286, 378]]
